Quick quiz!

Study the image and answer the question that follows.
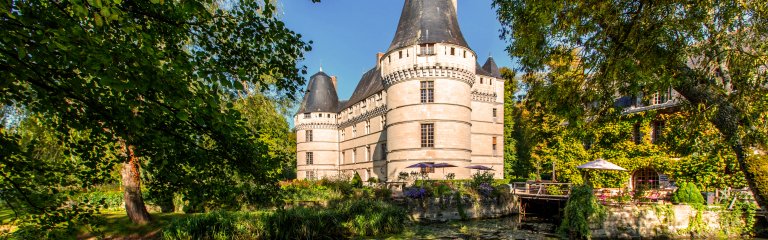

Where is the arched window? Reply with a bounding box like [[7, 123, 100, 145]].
[[633, 168, 660, 189]]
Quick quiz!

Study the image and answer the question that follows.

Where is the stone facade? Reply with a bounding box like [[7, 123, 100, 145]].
[[295, 0, 505, 182]]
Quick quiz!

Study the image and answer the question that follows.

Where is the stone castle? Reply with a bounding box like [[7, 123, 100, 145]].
[[294, 0, 505, 181]]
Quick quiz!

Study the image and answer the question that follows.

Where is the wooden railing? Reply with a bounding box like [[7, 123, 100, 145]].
[[510, 182, 572, 199]]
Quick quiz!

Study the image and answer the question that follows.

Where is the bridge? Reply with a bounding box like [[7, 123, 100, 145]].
[[509, 182, 572, 201]]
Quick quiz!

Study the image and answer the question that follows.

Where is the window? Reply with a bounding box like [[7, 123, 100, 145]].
[[306, 130, 313, 142], [420, 81, 434, 103], [365, 120, 370, 134], [492, 108, 497, 118], [480, 78, 483, 84], [421, 123, 434, 148], [342, 151, 346, 163], [399, 51, 402, 59], [352, 126, 357, 137], [450, 47, 455, 55], [365, 146, 370, 162], [633, 168, 659, 189], [381, 116, 386, 130], [353, 149, 357, 163], [306, 170, 316, 180], [341, 130, 345, 141], [632, 123, 642, 144], [492, 137, 497, 156], [421, 162, 435, 173], [304, 113, 310, 119], [463, 51, 467, 58], [419, 43, 435, 55], [318, 113, 322, 118], [306, 152, 314, 165], [327, 114, 331, 118], [651, 121, 665, 144], [382, 143, 387, 160]]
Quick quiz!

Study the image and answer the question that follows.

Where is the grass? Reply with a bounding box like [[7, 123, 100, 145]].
[[82, 210, 185, 239]]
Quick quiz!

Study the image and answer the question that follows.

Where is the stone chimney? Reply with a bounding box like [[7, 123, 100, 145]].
[[331, 76, 337, 90], [376, 52, 384, 66]]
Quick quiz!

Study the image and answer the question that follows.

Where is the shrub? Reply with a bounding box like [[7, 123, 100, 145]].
[[367, 177, 378, 184], [471, 172, 494, 188], [374, 187, 392, 199], [672, 182, 705, 205], [477, 183, 495, 197], [162, 211, 263, 240], [558, 185, 605, 239], [351, 172, 363, 188]]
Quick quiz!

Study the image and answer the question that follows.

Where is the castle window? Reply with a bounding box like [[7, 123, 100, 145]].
[[327, 114, 331, 118], [399, 51, 403, 59], [421, 123, 434, 148], [382, 143, 387, 160], [450, 47, 455, 55], [381, 116, 386, 130], [493, 108, 498, 123], [492, 137, 498, 157], [306, 130, 313, 142], [306, 152, 314, 165], [353, 149, 357, 163], [365, 120, 370, 134], [304, 113, 310, 119], [420, 81, 434, 103], [407, 49, 409, 57], [352, 125, 357, 138], [365, 145, 370, 162], [463, 51, 467, 58], [341, 130, 345, 141], [419, 43, 435, 55], [492, 108, 497, 118], [306, 170, 315, 180], [480, 78, 483, 84]]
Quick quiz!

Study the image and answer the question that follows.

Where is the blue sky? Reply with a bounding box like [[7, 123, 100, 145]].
[[279, 0, 516, 125]]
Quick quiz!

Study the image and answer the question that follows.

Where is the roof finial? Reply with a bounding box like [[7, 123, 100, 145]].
[[319, 59, 323, 72]]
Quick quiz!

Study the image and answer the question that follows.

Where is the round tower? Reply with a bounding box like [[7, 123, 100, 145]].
[[295, 71, 340, 180], [381, 0, 476, 180]]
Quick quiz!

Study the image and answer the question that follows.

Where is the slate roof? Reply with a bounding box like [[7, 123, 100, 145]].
[[388, 0, 469, 52], [297, 71, 340, 114], [481, 56, 502, 78], [341, 67, 384, 110]]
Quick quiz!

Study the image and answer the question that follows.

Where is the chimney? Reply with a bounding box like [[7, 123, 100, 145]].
[[452, 0, 457, 12], [331, 76, 337, 90], [376, 52, 384, 66]]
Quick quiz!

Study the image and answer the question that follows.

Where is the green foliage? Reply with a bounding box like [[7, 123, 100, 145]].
[[671, 182, 705, 205], [470, 172, 495, 188], [351, 172, 363, 188], [558, 185, 605, 239], [719, 201, 758, 237], [162, 199, 407, 239]]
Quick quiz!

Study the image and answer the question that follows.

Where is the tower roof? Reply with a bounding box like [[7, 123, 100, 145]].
[[482, 56, 502, 78], [297, 71, 339, 114], [388, 0, 469, 52]]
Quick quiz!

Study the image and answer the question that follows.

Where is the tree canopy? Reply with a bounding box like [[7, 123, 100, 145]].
[[493, 0, 767, 205], [1, 0, 311, 227]]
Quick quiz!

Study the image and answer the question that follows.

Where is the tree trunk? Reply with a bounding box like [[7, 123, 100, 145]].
[[121, 144, 152, 224], [674, 66, 768, 209]]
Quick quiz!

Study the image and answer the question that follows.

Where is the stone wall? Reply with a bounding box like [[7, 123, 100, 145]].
[[404, 193, 520, 223], [594, 204, 743, 239]]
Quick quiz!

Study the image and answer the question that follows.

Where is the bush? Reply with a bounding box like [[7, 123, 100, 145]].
[[471, 172, 494, 188], [672, 182, 705, 205], [351, 172, 363, 188], [558, 185, 605, 239], [403, 187, 429, 199], [162, 199, 407, 239]]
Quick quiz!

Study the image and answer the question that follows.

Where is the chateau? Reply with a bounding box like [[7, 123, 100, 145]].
[[294, 0, 505, 181]]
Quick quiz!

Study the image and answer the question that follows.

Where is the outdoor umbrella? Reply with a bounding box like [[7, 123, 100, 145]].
[[465, 165, 495, 171], [432, 163, 457, 177], [577, 158, 626, 186], [406, 162, 434, 169], [576, 158, 627, 171]]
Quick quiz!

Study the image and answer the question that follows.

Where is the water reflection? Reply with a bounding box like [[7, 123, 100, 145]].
[[376, 214, 560, 240]]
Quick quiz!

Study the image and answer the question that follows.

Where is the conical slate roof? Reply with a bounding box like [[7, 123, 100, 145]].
[[297, 71, 339, 114], [388, 0, 469, 52], [482, 56, 502, 78]]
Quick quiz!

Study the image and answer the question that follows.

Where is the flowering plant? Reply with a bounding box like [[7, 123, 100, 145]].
[[404, 187, 429, 199], [477, 183, 495, 197]]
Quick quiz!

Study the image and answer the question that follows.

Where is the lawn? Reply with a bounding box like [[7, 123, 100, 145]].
[[78, 210, 184, 239]]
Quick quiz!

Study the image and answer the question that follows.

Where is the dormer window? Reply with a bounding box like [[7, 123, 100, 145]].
[[304, 113, 311, 119], [450, 47, 455, 55], [399, 51, 403, 59], [419, 44, 435, 55]]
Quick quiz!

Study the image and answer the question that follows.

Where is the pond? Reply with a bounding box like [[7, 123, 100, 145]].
[[372, 214, 560, 240]]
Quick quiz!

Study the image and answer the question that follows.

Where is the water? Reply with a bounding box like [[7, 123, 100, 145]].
[[373, 215, 560, 239]]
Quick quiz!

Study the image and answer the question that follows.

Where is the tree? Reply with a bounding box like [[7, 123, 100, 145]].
[[1, 0, 311, 224], [493, 0, 768, 207]]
